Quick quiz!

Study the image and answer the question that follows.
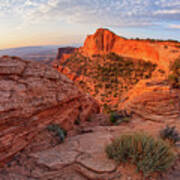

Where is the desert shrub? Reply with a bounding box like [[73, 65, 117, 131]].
[[74, 115, 81, 125], [106, 133, 175, 177], [87, 116, 92, 122], [171, 58, 180, 71], [11, 56, 22, 60], [168, 39, 179, 43], [168, 58, 180, 88], [47, 124, 67, 142], [158, 69, 165, 74], [74, 119, 80, 125], [106, 52, 121, 61], [168, 74, 178, 87], [160, 125, 180, 144], [175, 45, 180, 48], [109, 112, 131, 125], [92, 54, 101, 58], [103, 104, 113, 114], [171, 50, 178, 53]]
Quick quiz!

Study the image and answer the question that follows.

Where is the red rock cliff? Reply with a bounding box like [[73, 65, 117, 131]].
[[56, 28, 180, 71], [79, 28, 159, 64]]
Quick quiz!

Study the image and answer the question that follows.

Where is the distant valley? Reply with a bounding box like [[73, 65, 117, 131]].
[[0, 44, 80, 64]]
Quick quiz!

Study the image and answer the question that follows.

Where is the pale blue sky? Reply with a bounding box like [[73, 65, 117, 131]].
[[0, 0, 180, 49]]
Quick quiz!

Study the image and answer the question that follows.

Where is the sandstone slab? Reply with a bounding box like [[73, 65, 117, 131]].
[[0, 56, 99, 164]]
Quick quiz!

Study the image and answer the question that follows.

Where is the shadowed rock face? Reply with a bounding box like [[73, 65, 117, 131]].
[[56, 47, 76, 60], [0, 56, 99, 164]]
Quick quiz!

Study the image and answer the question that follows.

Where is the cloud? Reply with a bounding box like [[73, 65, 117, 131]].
[[0, 0, 180, 29], [168, 24, 180, 29]]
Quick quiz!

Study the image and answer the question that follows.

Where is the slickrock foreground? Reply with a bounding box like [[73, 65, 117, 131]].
[[0, 56, 99, 164], [0, 119, 179, 180]]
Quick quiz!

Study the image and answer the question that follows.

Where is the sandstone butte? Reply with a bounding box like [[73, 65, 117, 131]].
[[56, 28, 180, 72], [0, 56, 99, 165]]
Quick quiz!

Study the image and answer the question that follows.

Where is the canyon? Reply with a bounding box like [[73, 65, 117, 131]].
[[56, 28, 180, 115], [0, 29, 180, 179]]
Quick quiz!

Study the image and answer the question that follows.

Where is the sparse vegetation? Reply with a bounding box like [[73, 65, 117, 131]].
[[133, 38, 179, 43], [109, 111, 131, 125], [158, 69, 165, 74], [160, 125, 180, 144], [60, 52, 157, 112], [168, 58, 180, 88], [175, 45, 180, 49], [47, 124, 67, 142], [171, 50, 178, 53], [106, 133, 175, 177]]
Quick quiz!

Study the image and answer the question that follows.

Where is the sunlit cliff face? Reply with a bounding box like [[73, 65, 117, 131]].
[[55, 28, 180, 112]]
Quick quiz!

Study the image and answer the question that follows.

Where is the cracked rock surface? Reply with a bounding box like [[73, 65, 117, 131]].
[[0, 118, 179, 180]]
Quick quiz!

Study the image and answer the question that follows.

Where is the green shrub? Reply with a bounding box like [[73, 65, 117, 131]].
[[106, 52, 122, 61], [74, 115, 81, 125], [109, 112, 131, 125], [103, 104, 113, 114], [106, 133, 175, 177], [47, 124, 67, 142], [171, 58, 180, 71], [168, 74, 178, 87], [175, 45, 180, 49], [160, 125, 180, 144], [158, 69, 165, 74], [92, 54, 101, 58], [168, 58, 180, 88]]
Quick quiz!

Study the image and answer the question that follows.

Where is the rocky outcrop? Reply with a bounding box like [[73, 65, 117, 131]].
[[120, 79, 180, 122], [81, 28, 118, 54], [56, 28, 180, 72], [79, 28, 160, 64], [0, 56, 99, 164]]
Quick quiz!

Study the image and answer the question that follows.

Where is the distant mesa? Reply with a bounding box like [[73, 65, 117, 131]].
[[56, 47, 76, 59]]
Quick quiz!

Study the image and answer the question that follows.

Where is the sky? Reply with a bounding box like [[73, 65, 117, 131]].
[[0, 0, 180, 49]]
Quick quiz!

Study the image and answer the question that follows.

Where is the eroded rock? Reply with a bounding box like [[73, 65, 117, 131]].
[[0, 56, 99, 164], [120, 79, 180, 122]]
